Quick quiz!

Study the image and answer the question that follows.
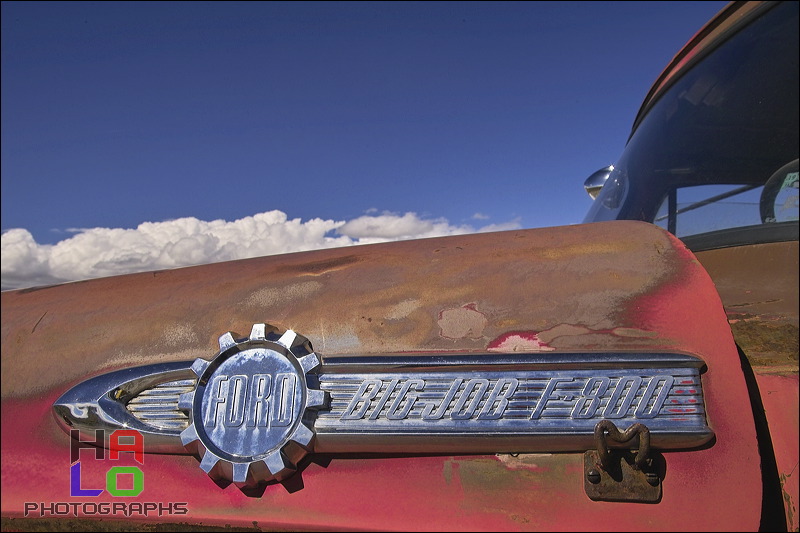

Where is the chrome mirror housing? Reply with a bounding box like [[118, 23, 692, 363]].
[[584, 165, 614, 199]]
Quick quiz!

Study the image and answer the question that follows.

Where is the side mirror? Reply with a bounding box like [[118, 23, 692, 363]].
[[584, 165, 614, 199]]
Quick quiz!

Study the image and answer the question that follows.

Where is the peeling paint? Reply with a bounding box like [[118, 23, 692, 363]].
[[443, 458, 453, 484], [537, 241, 640, 260], [487, 331, 554, 352], [161, 323, 199, 348], [275, 255, 361, 276], [537, 324, 593, 344], [495, 453, 553, 471], [531, 323, 661, 349], [611, 327, 660, 338], [438, 303, 487, 340], [315, 327, 360, 353], [781, 470, 797, 532], [386, 298, 420, 320], [244, 281, 322, 307]]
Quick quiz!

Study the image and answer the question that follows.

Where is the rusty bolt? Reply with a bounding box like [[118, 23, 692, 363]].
[[586, 469, 602, 484]]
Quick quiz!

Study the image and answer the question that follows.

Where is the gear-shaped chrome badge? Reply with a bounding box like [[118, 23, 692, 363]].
[[178, 324, 326, 492]]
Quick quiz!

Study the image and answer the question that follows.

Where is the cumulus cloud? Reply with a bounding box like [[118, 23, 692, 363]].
[[337, 212, 473, 242], [476, 218, 523, 233], [1, 210, 520, 290]]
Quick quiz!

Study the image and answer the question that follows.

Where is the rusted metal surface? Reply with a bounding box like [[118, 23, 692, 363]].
[[754, 373, 800, 532], [583, 450, 662, 504], [2, 221, 712, 398], [1, 221, 763, 530], [694, 240, 799, 371], [584, 421, 662, 504], [593, 421, 651, 471]]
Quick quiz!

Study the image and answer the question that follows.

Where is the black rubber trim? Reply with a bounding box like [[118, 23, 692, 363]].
[[681, 222, 798, 252]]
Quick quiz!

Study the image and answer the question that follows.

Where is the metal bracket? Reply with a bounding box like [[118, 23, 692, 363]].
[[584, 420, 664, 503]]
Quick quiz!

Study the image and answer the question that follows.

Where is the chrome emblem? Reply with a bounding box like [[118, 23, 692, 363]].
[[54, 323, 714, 492], [178, 324, 326, 489]]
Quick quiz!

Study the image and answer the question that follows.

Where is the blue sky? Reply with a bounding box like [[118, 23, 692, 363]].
[[1, 1, 728, 289]]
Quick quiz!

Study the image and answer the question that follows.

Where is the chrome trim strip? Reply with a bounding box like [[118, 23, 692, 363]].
[[54, 352, 713, 456], [314, 366, 710, 453]]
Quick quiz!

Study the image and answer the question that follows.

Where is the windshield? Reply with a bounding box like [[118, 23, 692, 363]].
[[583, 1, 799, 249]]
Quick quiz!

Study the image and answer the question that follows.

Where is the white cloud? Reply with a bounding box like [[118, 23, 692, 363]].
[[476, 218, 523, 233], [1, 210, 521, 290], [0, 228, 62, 289], [337, 212, 472, 241], [472, 212, 490, 220]]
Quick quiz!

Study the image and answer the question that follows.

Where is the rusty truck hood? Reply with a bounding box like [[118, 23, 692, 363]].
[[1, 221, 761, 531]]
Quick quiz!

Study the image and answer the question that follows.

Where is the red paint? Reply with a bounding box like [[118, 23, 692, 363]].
[[486, 331, 553, 352]]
